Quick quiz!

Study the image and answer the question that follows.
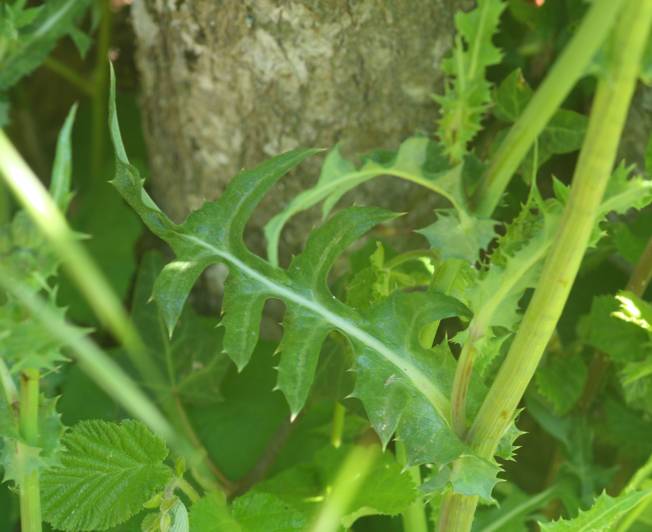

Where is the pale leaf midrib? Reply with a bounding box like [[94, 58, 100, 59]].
[[181, 233, 452, 424]]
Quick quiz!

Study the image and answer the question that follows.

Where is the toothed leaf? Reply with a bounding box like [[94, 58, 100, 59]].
[[41, 419, 172, 531], [109, 70, 492, 483], [418, 209, 497, 262], [189, 493, 241, 532], [538, 491, 651, 531], [130, 252, 231, 404]]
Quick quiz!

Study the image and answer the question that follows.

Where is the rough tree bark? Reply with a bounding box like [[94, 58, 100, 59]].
[[131, 0, 463, 259]]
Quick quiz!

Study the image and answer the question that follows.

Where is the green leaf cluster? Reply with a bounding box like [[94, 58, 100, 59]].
[[435, 0, 506, 163]]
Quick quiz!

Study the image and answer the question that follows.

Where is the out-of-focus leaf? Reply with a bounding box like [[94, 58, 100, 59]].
[[0, 0, 93, 90], [189, 493, 240, 532]]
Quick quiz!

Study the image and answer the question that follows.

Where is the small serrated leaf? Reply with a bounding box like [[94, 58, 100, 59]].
[[41, 419, 173, 531]]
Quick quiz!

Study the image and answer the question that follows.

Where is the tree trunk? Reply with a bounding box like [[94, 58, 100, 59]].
[[131, 0, 463, 258]]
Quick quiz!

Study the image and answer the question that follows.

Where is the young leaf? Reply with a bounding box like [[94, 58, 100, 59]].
[[435, 0, 506, 162], [417, 208, 497, 263], [538, 491, 651, 531], [425, 454, 501, 504], [41, 419, 173, 531]]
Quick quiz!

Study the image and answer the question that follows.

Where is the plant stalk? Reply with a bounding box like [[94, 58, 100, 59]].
[[626, 236, 652, 295], [310, 444, 379, 532], [91, 0, 113, 180], [18, 368, 42, 532], [330, 402, 346, 449], [471, 0, 627, 217], [439, 1, 652, 528], [396, 442, 428, 532]]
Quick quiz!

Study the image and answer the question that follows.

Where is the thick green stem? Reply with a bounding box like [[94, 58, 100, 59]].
[[439, 2, 652, 529], [471, 0, 627, 217], [18, 368, 42, 532], [396, 442, 428, 532]]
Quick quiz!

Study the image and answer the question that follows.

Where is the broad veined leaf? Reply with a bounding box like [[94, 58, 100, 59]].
[[41, 419, 173, 531], [0, 0, 93, 90], [109, 69, 493, 483], [538, 491, 651, 531]]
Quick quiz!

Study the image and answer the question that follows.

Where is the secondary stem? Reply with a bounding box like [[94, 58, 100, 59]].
[[310, 444, 379, 532], [471, 0, 627, 217], [330, 402, 346, 449], [18, 368, 42, 532], [439, 1, 652, 528], [91, 0, 113, 180], [396, 442, 428, 532], [626, 237, 652, 295]]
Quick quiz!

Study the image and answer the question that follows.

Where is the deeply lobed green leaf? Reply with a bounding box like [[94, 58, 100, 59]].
[[108, 68, 497, 491]]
